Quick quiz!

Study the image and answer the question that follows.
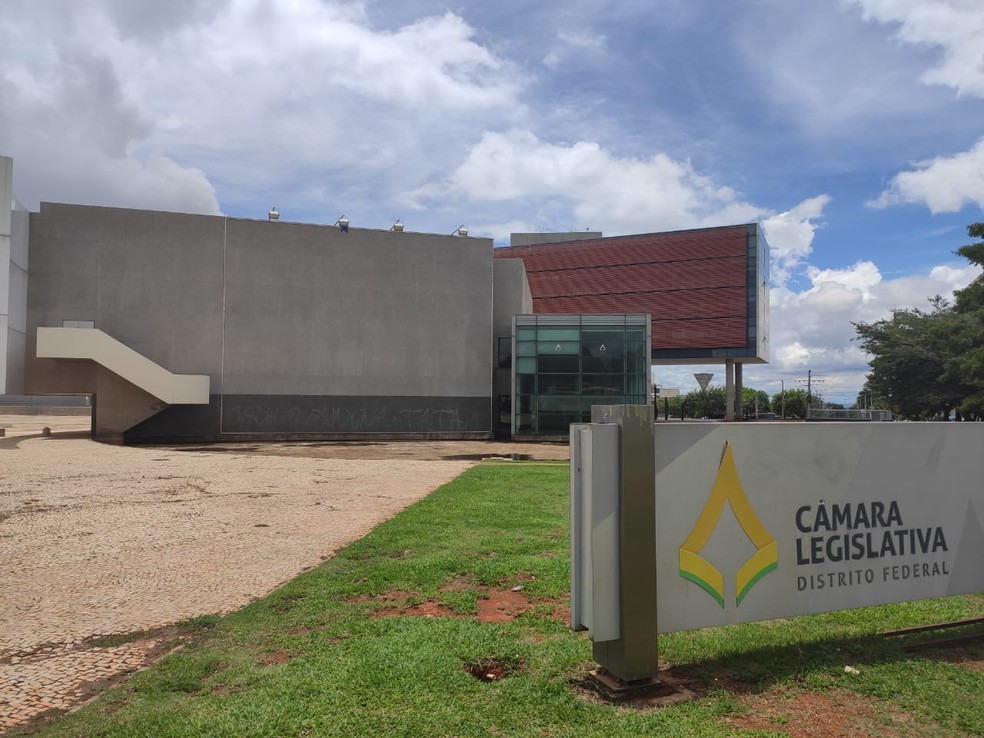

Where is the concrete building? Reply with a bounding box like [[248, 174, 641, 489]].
[[1, 155, 769, 442], [1, 157, 29, 395]]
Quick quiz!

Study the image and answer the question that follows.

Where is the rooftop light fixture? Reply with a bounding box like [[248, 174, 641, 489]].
[[452, 224, 468, 237], [268, 207, 279, 221], [333, 215, 349, 233]]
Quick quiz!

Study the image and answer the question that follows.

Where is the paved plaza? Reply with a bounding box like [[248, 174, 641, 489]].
[[0, 416, 566, 733]]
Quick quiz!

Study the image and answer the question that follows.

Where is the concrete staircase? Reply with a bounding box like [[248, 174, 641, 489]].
[[36, 327, 209, 405]]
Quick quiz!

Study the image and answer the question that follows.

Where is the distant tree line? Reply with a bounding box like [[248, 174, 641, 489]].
[[660, 386, 839, 420], [853, 223, 984, 421]]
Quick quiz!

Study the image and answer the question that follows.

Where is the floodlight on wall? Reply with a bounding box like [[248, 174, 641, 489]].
[[452, 224, 468, 237], [268, 207, 280, 221], [333, 215, 349, 233], [390, 219, 404, 232]]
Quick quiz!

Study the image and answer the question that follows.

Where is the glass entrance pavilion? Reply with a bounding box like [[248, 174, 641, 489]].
[[512, 314, 651, 436]]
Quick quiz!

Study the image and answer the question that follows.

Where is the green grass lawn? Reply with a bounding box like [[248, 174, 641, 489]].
[[27, 463, 984, 737]]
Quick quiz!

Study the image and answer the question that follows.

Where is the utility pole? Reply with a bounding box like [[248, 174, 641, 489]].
[[796, 371, 824, 415]]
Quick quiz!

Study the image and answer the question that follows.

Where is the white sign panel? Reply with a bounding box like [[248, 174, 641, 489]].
[[654, 424, 984, 633]]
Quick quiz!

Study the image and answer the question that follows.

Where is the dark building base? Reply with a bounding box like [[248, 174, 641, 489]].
[[122, 394, 493, 444]]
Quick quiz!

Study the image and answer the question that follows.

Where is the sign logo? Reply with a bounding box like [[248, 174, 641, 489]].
[[679, 442, 778, 607]]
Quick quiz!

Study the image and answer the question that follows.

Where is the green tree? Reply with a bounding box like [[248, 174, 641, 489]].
[[741, 387, 770, 418], [853, 223, 984, 421], [948, 223, 984, 419], [953, 222, 984, 313], [655, 394, 684, 420], [772, 388, 808, 419], [681, 386, 726, 418], [853, 299, 958, 419], [852, 384, 885, 411]]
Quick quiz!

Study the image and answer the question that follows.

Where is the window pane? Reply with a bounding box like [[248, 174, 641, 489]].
[[583, 375, 625, 394], [497, 395, 511, 424], [536, 412, 579, 433], [582, 396, 625, 414], [516, 357, 536, 374], [497, 337, 512, 369], [516, 341, 536, 357], [538, 396, 580, 413], [582, 356, 624, 373], [516, 327, 535, 341], [517, 374, 535, 395], [626, 340, 648, 372], [627, 375, 647, 395], [538, 354, 579, 373], [538, 341, 579, 355], [582, 337, 624, 360], [581, 328, 624, 343], [537, 327, 580, 342], [538, 374, 579, 395], [517, 395, 535, 413]]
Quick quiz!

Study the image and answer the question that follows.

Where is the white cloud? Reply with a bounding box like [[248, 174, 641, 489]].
[[849, 2, 984, 214], [0, 0, 524, 214], [416, 129, 766, 235], [806, 260, 882, 300], [764, 258, 980, 394], [760, 196, 831, 286], [542, 30, 607, 69], [869, 137, 984, 212], [849, 0, 984, 98]]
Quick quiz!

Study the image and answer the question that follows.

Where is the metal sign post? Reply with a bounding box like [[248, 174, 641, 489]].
[[570, 404, 659, 688]]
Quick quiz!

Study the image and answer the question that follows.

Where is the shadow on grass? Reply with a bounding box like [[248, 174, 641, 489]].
[[666, 623, 984, 693]]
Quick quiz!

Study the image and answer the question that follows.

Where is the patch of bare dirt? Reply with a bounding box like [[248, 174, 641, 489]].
[[258, 649, 295, 666], [476, 590, 531, 623], [374, 601, 459, 619], [921, 643, 984, 673], [464, 657, 522, 682], [357, 584, 568, 624], [726, 688, 912, 737]]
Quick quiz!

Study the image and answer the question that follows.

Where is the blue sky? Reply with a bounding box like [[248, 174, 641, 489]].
[[2, 0, 983, 405]]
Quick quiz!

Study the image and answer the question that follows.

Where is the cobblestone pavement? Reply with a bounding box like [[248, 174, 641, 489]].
[[0, 415, 476, 733]]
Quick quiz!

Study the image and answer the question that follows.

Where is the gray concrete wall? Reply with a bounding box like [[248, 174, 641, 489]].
[[220, 219, 492, 398], [491, 259, 531, 433], [492, 258, 532, 347], [26, 203, 494, 438], [5, 209, 30, 393], [26, 203, 225, 392], [0, 156, 26, 393], [26, 204, 225, 392]]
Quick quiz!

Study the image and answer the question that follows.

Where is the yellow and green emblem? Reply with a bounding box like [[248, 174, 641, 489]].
[[679, 442, 777, 607]]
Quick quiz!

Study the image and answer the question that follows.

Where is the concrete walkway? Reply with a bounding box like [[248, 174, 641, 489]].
[[0, 416, 474, 733]]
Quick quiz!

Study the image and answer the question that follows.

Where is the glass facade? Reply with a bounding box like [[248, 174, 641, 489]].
[[513, 314, 651, 435]]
